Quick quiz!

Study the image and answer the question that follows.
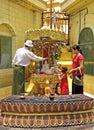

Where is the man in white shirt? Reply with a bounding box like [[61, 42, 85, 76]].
[[12, 40, 47, 95]]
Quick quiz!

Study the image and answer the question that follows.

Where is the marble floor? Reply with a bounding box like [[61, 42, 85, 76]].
[[0, 124, 94, 130]]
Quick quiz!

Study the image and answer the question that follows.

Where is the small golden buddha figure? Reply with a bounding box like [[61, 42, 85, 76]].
[[45, 86, 50, 96]]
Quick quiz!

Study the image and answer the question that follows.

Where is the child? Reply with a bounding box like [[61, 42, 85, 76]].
[[58, 66, 69, 95]]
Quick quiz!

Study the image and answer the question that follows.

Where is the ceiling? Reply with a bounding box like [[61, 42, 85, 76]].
[[43, 0, 64, 3], [42, 0, 65, 12]]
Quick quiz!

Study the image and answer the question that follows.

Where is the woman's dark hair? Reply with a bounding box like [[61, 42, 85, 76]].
[[71, 44, 83, 55]]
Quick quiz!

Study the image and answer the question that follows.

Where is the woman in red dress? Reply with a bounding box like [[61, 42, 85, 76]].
[[58, 66, 69, 95], [69, 44, 84, 94]]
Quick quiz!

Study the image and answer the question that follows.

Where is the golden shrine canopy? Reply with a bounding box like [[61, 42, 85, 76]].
[[25, 27, 67, 68], [25, 28, 66, 42]]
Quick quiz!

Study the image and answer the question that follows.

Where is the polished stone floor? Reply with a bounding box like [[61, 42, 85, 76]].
[[0, 124, 94, 130]]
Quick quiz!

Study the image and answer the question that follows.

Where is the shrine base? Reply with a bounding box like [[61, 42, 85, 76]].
[[0, 94, 94, 128]]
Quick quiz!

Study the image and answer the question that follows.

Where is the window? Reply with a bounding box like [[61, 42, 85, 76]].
[[79, 27, 94, 43], [0, 36, 12, 69]]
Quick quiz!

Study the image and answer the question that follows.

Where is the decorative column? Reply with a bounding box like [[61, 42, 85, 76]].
[[50, 0, 52, 29]]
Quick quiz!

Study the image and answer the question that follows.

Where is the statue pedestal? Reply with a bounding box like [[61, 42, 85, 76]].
[[25, 74, 59, 96]]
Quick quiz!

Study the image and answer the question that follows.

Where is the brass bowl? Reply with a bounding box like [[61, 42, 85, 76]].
[[20, 93, 27, 99], [20, 95, 25, 99], [49, 94, 54, 100]]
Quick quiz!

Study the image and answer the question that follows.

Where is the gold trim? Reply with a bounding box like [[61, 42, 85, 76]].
[[2, 109, 93, 116]]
